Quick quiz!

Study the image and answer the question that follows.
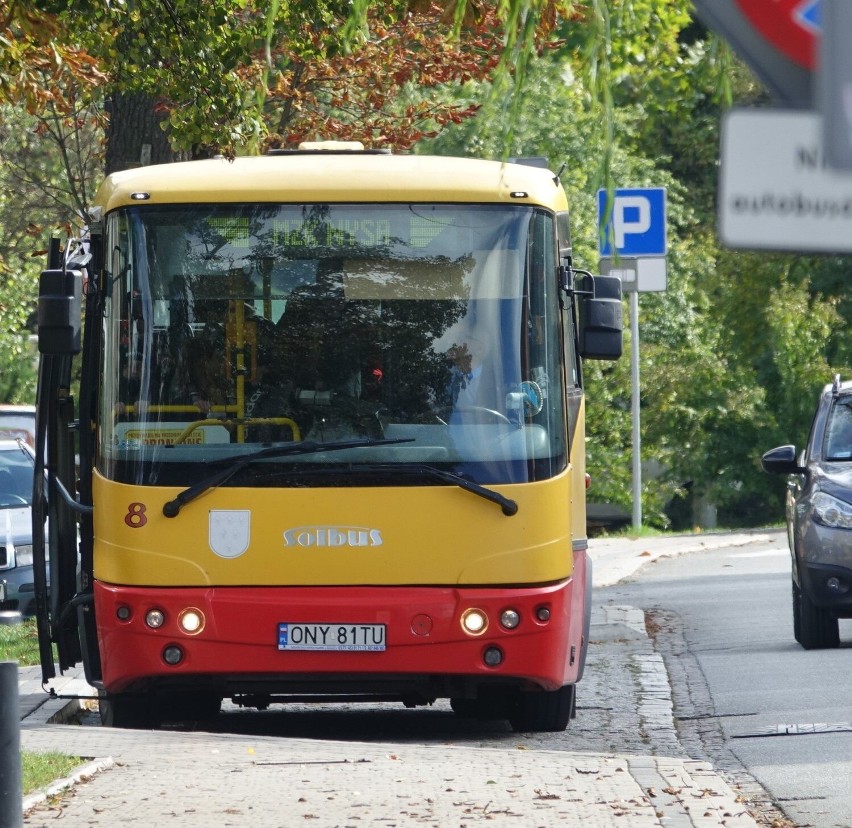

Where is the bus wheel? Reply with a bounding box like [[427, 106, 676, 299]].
[[508, 685, 575, 733], [798, 587, 840, 650], [98, 691, 155, 729], [450, 691, 511, 721], [156, 692, 222, 724], [450, 697, 479, 718]]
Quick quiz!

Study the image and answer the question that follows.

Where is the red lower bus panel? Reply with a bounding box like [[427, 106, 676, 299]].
[[94, 551, 589, 695]]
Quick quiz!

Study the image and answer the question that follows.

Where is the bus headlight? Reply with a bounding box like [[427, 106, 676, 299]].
[[461, 608, 488, 635], [178, 608, 205, 635]]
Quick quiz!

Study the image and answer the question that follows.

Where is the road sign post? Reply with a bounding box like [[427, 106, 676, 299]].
[[597, 188, 667, 532], [819, 0, 852, 170]]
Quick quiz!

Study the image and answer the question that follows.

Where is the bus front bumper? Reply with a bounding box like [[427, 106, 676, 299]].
[[94, 568, 589, 699]]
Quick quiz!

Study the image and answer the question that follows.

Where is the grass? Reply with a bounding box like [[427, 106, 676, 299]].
[[1, 619, 82, 799], [21, 752, 83, 795], [0, 618, 41, 665]]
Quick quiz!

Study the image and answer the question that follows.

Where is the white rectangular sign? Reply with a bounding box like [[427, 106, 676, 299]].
[[598, 257, 667, 293], [719, 109, 852, 252]]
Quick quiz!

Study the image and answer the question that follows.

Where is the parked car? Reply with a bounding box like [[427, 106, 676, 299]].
[[762, 375, 852, 649], [0, 404, 37, 448], [0, 438, 39, 619]]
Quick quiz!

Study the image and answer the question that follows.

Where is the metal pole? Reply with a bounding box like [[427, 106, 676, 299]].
[[0, 662, 22, 828], [630, 291, 642, 531]]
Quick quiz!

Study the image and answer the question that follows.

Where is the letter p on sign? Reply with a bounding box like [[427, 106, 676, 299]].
[[598, 187, 666, 257], [613, 197, 651, 247]]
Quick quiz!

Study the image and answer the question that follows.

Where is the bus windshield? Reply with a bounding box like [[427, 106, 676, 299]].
[[98, 203, 567, 487]]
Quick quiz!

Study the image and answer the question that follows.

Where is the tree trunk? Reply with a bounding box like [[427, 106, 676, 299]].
[[104, 91, 188, 175]]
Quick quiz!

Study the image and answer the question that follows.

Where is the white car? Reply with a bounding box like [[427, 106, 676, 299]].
[[0, 404, 36, 447], [0, 439, 39, 620]]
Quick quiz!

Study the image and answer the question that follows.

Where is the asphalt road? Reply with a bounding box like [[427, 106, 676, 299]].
[[603, 532, 852, 828]]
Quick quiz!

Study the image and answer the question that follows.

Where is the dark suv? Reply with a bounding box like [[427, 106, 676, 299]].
[[762, 375, 852, 649]]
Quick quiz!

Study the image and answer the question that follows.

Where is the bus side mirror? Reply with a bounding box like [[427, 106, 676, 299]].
[[38, 269, 82, 355], [578, 274, 623, 361]]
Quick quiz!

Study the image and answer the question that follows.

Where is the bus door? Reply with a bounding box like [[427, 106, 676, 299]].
[[33, 235, 99, 685]]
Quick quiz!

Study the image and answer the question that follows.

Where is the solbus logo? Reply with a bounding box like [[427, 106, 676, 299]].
[[283, 526, 383, 548]]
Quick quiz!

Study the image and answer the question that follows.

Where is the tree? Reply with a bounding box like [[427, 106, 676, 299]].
[[0, 100, 103, 403], [2, 0, 848, 526], [0, 0, 573, 403], [0, 266, 37, 402], [422, 0, 851, 530], [1, 1, 573, 172]]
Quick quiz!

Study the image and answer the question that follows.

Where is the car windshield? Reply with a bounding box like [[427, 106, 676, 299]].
[[0, 443, 34, 508], [824, 397, 852, 461], [97, 203, 568, 489], [0, 410, 36, 449]]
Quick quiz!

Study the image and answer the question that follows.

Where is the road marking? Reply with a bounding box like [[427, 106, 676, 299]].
[[726, 549, 787, 559]]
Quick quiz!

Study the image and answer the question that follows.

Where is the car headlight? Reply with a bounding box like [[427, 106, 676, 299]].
[[812, 492, 852, 529]]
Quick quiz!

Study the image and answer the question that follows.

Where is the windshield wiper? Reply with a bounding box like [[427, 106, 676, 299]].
[[162, 438, 413, 517], [355, 463, 518, 517]]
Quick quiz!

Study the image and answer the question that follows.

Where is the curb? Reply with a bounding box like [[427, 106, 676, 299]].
[[22, 757, 115, 815]]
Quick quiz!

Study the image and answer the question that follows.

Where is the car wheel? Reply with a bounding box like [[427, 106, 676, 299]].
[[507, 684, 575, 733], [792, 580, 802, 644], [798, 586, 840, 650]]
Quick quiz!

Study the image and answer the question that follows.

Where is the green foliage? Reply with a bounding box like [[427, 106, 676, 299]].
[[0, 102, 98, 403], [5, 1, 570, 158], [424, 1, 851, 529], [0, 618, 41, 664], [0, 299, 37, 403], [0, 0, 849, 530], [0, 259, 38, 405]]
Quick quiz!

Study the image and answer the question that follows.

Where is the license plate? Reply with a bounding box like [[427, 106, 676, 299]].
[[0, 582, 4, 601], [278, 623, 386, 652]]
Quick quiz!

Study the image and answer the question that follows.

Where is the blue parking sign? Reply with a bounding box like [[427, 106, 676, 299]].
[[598, 188, 667, 257]]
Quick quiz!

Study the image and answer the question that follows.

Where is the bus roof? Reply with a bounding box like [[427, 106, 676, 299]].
[[95, 153, 569, 213]]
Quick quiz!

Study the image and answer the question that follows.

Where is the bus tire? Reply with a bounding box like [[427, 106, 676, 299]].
[[798, 586, 840, 650], [450, 690, 511, 721], [507, 684, 575, 733], [157, 692, 222, 724], [98, 691, 155, 729], [450, 698, 479, 718]]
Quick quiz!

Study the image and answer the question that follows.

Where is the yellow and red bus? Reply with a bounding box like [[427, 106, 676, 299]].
[[33, 145, 622, 730]]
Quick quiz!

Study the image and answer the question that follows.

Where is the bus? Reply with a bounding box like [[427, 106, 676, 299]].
[[33, 145, 622, 731]]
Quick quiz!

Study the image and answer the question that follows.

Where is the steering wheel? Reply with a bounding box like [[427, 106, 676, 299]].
[[0, 493, 28, 506]]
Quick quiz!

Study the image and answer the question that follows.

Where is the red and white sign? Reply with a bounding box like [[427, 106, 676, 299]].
[[734, 0, 820, 69]]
